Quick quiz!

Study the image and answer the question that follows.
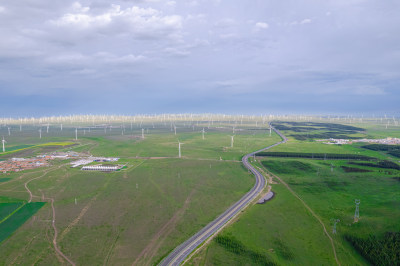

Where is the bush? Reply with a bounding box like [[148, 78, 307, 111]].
[[257, 152, 375, 161], [341, 166, 372, 173], [344, 232, 400, 266], [349, 160, 400, 170], [215, 234, 276, 265], [361, 144, 400, 159]]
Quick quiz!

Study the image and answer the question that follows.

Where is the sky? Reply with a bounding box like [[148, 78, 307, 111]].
[[0, 0, 399, 117]]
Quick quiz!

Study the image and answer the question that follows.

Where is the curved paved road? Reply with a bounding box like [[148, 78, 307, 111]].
[[159, 123, 287, 266]]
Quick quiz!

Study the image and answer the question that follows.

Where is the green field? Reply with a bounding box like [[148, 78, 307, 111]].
[[0, 202, 45, 243], [190, 119, 400, 265], [0, 120, 280, 265], [0, 118, 399, 265]]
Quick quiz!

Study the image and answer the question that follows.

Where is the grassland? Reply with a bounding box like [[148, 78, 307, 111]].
[[190, 119, 400, 265], [0, 121, 281, 265]]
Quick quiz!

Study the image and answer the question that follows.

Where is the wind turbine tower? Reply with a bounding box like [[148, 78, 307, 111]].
[[269, 126, 272, 137], [39, 128, 42, 139], [142, 128, 145, 139], [75, 128, 78, 141], [60, 124, 63, 131], [178, 142, 184, 158], [354, 199, 360, 222], [231, 135, 235, 148], [2, 136, 6, 152], [46, 124, 49, 133], [7, 127, 10, 136], [20, 125, 22, 132], [174, 125, 177, 135], [202, 128, 205, 140]]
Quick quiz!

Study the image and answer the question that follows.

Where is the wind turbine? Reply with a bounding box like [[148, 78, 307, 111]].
[[75, 128, 78, 140], [178, 141, 184, 158], [202, 128, 205, 140], [7, 127, 10, 136], [60, 124, 63, 131], [19, 125, 22, 132], [46, 124, 49, 133], [39, 128, 42, 139], [174, 125, 177, 135], [2, 136, 6, 152], [142, 128, 144, 139], [230, 135, 235, 148]]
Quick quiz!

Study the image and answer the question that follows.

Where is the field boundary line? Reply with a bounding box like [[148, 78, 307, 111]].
[[0, 202, 25, 224]]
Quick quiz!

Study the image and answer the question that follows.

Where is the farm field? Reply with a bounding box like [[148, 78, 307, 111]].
[[190, 120, 400, 265], [0, 119, 281, 265]]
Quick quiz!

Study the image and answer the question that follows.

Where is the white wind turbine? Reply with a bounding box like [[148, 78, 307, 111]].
[[39, 128, 42, 139], [7, 127, 10, 136], [142, 128, 145, 139], [178, 141, 184, 158], [202, 128, 205, 140], [2, 136, 6, 152], [230, 135, 235, 148], [75, 128, 78, 140]]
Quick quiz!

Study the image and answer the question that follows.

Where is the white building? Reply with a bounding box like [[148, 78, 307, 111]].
[[81, 165, 120, 171]]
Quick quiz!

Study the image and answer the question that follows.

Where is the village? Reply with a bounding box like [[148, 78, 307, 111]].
[[0, 151, 123, 174], [317, 137, 400, 145]]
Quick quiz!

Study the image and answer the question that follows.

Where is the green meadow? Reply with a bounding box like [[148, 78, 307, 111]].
[[191, 120, 400, 265], [0, 121, 281, 265]]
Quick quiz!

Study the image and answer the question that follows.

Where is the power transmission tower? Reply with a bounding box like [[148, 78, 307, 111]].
[[331, 219, 340, 234], [354, 199, 360, 222]]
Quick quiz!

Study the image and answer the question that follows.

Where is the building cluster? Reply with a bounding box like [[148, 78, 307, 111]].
[[0, 150, 122, 174], [0, 157, 51, 173], [317, 137, 400, 145], [37, 151, 80, 159]]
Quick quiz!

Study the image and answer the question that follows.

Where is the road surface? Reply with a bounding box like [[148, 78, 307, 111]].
[[159, 123, 287, 266]]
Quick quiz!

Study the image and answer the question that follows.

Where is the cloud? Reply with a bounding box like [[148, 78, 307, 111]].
[[49, 3, 182, 40], [166, 1, 176, 6], [255, 22, 269, 30], [0, 6, 5, 13], [164, 47, 190, 57], [353, 86, 386, 95], [214, 18, 236, 28], [300, 18, 312, 24]]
